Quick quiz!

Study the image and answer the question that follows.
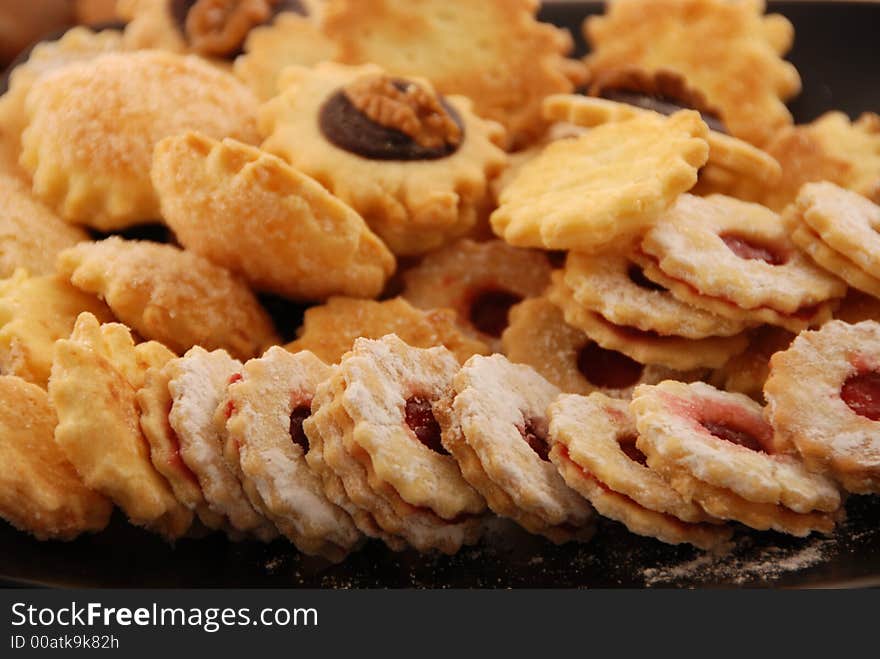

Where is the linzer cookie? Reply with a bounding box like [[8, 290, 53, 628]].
[[437, 353, 595, 544], [152, 132, 395, 301], [259, 62, 507, 256], [765, 320, 880, 495], [632, 381, 842, 536], [548, 393, 730, 549]]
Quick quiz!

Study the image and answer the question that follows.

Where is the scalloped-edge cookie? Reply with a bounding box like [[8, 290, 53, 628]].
[[152, 132, 394, 301], [490, 110, 708, 252], [56, 237, 279, 360], [0, 375, 113, 540], [20, 50, 260, 230], [259, 62, 507, 256], [48, 312, 192, 539]]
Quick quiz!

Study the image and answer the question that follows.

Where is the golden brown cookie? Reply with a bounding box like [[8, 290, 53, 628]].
[[57, 237, 279, 360], [152, 132, 395, 301], [0, 375, 113, 540], [258, 62, 507, 256], [285, 296, 488, 365]]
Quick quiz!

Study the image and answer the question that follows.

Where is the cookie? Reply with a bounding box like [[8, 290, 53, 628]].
[[584, 0, 801, 146], [765, 320, 880, 494], [548, 393, 730, 549], [0, 375, 113, 540], [20, 50, 259, 230], [48, 312, 193, 538], [0, 269, 113, 388], [167, 346, 277, 540], [152, 131, 395, 301], [402, 239, 552, 350], [709, 326, 794, 403], [322, 0, 582, 147], [222, 347, 362, 560], [490, 110, 708, 252], [437, 353, 594, 543], [57, 237, 279, 360], [258, 62, 507, 256], [285, 296, 488, 365]]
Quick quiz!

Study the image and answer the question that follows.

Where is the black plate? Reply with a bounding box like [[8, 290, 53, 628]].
[[2, 1, 879, 589]]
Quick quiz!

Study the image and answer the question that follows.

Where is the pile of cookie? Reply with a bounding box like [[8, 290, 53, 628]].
[[1, 0, 879, 562]]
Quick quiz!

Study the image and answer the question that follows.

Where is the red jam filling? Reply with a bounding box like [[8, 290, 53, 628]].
[[841, 371, 880, 421], [577, 342, 645, 389], [701, 421, 766, 453], [519, 418, 550, 461], [468, 288, 523, 337], [627, 264, 667, 292], [289, 403, 312, 453], [228, 373, 243, 385], [618, 434, 648, 465], [405, 396, 448, 455], [720, 233, 788, 266]]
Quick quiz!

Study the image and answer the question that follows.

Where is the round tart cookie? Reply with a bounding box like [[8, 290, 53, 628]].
[[222, 347, 362, 560], [765, 320, 880, 494], [402, 239, 552, 350], [321, 0, 582, 147], [307, 335, 485, 553], [583, 0, 801, 146], [437, 353, 594, 544], [258, 62, 507, 256], [57, 237, 279, 360], [285, 296, 488, 365], [502, 297, 703, 399], [631, 380, 841, 535], [0, 375, 113, 540], [20, 50, 260, 230], [639, 194, 846, 332], [49, 312, 193, 539], [167, 346, 277, 540], [0, 269, 113, 388], [490, 110, 708, 252], [548, 393, 730, 549], [152, 131, 395, 301]]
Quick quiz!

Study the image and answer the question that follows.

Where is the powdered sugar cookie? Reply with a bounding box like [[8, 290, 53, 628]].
[[0, 375, 113, 540], [48, 312, 192, 538], [490, 110, 708, 252], [709, 326, 794, 402], [20, 50, 259, 230], [152, 132, 395, 301], [259, 62, 507, 256], [437, 353, 594, 543], [789, 223, 880, 300], [765, 320, 880, 494], [548, 393, 730, 549], [584, 0, 801, 146], [222, 347, 362, 560], [402, 239, 552, 349], [167, 346, 277, 540], [322, 0, 581, 147], [57, 237, 279, 360], [0, 269, 113, 388], [285, 297, 488, 365]]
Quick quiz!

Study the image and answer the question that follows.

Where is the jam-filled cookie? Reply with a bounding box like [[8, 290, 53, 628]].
[[0, 269, 113, 388], [632, 381, 842, 535], [221, 347, 362, 560], [0, 375, 113, 540], [437, 353, 595, 543], [584, 0, 801, 146], [20, 50, 259, 230], [258, 62, 507, 256], [305, 335, 486, 553], [765, 320, 880, 494], [639, 194, 846, 332], [321, 0, 582, 147], [285, 296, 488, 365], [502, 297, 704, 399], [490, 110, 708, 253], [402, 239, 552, 350], [57, 237, 279, 360], [167, 346, 277, 540], [48, 312, 193, 538], [548, 393, 730, 549], [152, 131, 395, 301]]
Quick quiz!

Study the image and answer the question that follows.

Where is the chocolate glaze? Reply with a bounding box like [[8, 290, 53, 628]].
[[600, 89, 728, 134]]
